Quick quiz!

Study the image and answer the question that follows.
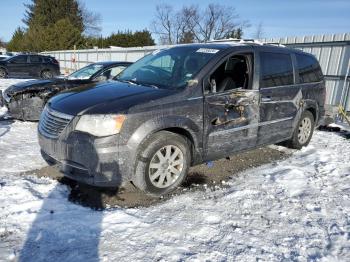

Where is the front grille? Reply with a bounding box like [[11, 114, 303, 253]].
[[39, 106, 73, 139]]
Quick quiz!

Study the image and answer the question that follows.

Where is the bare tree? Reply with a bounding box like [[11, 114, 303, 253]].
[[78, 1, 102, 37], [190, 4, 240, 42], [151, 3, 248, 44], [151, 4, 175, 44], [254, 22, 265, 39]]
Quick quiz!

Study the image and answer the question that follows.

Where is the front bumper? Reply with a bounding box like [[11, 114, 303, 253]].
[[0, 90, 44, 121], [38, 129, 126, 187], [8, 97, 44, 121]]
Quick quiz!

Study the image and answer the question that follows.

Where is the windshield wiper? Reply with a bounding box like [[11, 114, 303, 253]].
[[117, 79, 138, 85], [118, 79, 159, 89], [139, 82, 159, 89]]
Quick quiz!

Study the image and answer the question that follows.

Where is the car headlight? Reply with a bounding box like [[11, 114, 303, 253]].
[[75, 114, 126, 137]]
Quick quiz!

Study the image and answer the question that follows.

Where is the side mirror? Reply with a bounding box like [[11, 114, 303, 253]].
[[94, 75, 108, 82]]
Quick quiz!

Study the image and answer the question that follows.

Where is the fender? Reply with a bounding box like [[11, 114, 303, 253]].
[[117, 115, 203, 180], [128, 115, 202, 155]]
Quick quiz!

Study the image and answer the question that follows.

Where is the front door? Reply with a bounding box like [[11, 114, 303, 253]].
[[7, 55, 29, 77], [203, 51, 260, 160]]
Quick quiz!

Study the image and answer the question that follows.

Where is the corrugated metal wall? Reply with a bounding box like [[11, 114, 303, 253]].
[[42, 33, 350, 110]]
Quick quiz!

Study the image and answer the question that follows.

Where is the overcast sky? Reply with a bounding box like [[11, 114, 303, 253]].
[[1, 0, 349, 42]]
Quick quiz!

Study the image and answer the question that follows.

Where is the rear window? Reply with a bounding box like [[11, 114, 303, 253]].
[[260, 52, 294, 88], [43, 57, 52, 63], [296, 53, 323, 83]]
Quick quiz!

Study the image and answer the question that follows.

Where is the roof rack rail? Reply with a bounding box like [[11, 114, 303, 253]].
[[207, 38, 286, 47], [263, 42, 286, 47]]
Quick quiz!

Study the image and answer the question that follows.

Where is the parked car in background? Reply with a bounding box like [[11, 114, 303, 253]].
[[38, 42, 325, 196], [1, 61, 132, 120], [0, 54, 60, 79]]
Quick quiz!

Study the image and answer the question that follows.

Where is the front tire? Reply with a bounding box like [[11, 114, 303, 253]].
[[133, 131, 191, 196], [286, 110, 315, 149]]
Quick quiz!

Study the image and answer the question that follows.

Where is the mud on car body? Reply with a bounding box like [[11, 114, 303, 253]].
[[38, 43, 326, 196], [0, 61, 132, 121]]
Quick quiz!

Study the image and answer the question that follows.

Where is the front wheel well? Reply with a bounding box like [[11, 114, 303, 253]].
[[157, 127, 195, 162], [163, 126, 194, 144]]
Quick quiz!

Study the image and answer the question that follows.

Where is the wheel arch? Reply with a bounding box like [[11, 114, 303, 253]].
[[303, 99, 319, 122], [127, 116, 203, 166]]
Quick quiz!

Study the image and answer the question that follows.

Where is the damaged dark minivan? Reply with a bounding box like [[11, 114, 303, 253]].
[[38, 42, 325, 196]]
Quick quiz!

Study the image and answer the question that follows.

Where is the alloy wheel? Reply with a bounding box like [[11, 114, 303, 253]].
[[42, 71, 53, 79], [298, 117, 312, 144], [148, 145, 184, 188]]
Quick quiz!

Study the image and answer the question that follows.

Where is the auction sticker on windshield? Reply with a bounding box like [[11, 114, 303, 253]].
[[196, 48, 219, 54]]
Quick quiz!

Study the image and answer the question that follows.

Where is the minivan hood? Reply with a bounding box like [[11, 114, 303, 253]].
[[49, 81, 173, 115]]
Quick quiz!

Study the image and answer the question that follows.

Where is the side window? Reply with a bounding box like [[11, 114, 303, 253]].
[[30, 56, 42, 63], [11, 55, 28, 63], [260, 52, 294, 88], [43, 57, 49, 63], [98, 66, 127, 80], [109, 66, 126, 78], [209, 54, 251, 93], [296, 53, 323, 83]]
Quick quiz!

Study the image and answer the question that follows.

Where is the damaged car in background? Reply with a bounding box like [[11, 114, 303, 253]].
[[0, 61, 132, 121], [38, 42, 326, 196]]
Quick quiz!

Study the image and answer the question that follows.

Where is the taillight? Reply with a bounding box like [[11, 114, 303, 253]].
[[52, 58, 59, 65]]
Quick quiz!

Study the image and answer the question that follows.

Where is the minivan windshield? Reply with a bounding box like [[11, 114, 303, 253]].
[[116, 46, 221, 89], [68, 64, 104, 80]]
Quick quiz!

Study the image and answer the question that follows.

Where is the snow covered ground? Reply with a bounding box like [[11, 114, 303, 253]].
[[0, 79, 350, 261]]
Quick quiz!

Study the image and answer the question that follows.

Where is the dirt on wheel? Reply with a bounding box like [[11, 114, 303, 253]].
[[21, 146, 290, 209]]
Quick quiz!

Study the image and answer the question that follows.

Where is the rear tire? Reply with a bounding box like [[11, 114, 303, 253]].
[[0, 68, 7, 78], [133, 131, 191, 196], [286, 110, 315, 149], [41, 70, 53, 79]]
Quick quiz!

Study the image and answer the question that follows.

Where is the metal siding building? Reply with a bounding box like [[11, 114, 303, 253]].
[[42, 33, 350, 110]]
